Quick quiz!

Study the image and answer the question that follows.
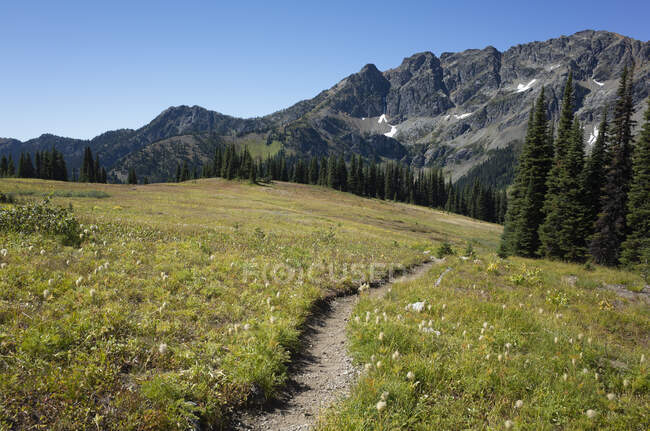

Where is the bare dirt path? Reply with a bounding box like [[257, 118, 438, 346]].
[[232, 260, 436, 431]]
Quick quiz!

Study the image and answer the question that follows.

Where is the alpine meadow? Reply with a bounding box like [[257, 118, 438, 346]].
[[1, 3, 649, 430]]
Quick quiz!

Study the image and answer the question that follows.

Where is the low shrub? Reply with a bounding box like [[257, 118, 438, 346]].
[[0, 198, 82, 245]]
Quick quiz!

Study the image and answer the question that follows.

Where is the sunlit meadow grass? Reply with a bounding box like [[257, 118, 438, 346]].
[[0, 178, 500, 430], [319, 252, 649, 430]]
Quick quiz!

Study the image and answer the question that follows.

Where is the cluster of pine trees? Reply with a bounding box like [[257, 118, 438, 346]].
[[0, 146, 107, 183], [178, 145, 506, 224], [501, 68, 649, 269], [79, 147, 107, 183], [1, 147, 68, 181]]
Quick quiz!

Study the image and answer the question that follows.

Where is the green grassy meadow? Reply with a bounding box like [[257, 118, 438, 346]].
[[0, 178, 499, 430], [0, 178, 646, 430], [318, 254, 649, 430]]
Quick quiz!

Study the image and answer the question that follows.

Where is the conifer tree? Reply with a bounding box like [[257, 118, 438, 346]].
[[590, 67, 635, 265], [620, 98, 650, 270], [539, 74, 589, 261], [582, 110, 610, 229]]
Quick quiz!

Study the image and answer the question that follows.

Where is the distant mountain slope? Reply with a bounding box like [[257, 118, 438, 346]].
[[1, 30, 647, 183]]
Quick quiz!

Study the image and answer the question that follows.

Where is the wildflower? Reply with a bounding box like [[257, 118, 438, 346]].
[[594, 372, 599, 380], [89, 289, 96, 298], [407, 371, 415, 380], [483, 322, 488, 329], [505, 420, 514, 429], [538, 308, 544, 314], [376, 361, 382, 368], [585, 409, 597, 419], [486, 354, 491, 360], [606, 393, 616, 401], [378, 332, 384, 341], [364, 363, 372, 371], [554, 337, 558, 344], [75, 276, 83, 287], [158, 343, 168, 355], [641, 354, 646, 364], [43, 289, 51, 300], [462, 330, 467, 337], [562, 373, 568, 381], [28, 245, 34, 251], [392, 350, 400, 360], [376, 400, 387, 412], [498, 354, 503, 361], [478, 335, 484, 341], [502, 304, 506, 309], [269, 316, 276, 324], [0, 263, 6, 269], [243, 323, 251, 331], [572, 358, 576, 366], [505, 343, 512, 350], [40, 249, 46, 255], [380, 391, 389, 401], [515, 399, 523, 409], [582, 368, 588, 374], [0, 249, 6, 256], [354, 316, 360, 323], [578, 333, 584, 340], [623, 379, 629, 387]]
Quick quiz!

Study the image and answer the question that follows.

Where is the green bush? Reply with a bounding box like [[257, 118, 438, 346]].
[[436, 241, 454, 258], [0, 198, 82, 245]]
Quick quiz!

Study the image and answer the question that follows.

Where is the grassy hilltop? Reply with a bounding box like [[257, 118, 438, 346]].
[[0, 178, 647, 430]]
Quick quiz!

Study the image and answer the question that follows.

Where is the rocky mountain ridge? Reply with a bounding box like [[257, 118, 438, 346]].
[[1, 30, 648, 182]]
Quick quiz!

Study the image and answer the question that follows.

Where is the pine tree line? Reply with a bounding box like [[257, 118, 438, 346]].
[[1, 147, 68, 181], [174, 144, 506, 224], [500, 67, 648, 269]]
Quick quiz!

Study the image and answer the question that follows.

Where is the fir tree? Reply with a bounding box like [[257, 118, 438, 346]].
[[620, 98, 650, 270], [590, 67, 635, 266], [582, 110, 610, 230], [501, 89, 553, 257]]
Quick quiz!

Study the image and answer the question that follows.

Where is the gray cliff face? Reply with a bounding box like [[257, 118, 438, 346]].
[[3, 30, 648, 182]]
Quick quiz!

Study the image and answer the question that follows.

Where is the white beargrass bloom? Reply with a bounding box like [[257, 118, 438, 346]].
[[75, 276, 83, 287], [505, 343, 512, 350], [381, 391, 389, 401], [641, 354, 646, 364], [483, 322, 488, 329], [89, 289, 96, 298], [0, 263, 6, 269], [485, 354, 491, 360], [606, 393, 616, 401], [376, 361, 383, 368], [43, 289, 51, 300], [505, 419, 514, 429], [578, 333, 584, 340], [354, 316, 360, 323], [498, 354, 503, 361], [515, 399, 523, 408], [407, 371, 415, 380], [243, 323, 251, 331], [538, 308, 544, 314], [554, 337, 558, 344], [376, 400, 387, 412], [562, 373, 568, 381], [269, 316, 276, 324], [583, 368, 589, 374], [40, 249, 46, 255], [392, 350, 400, 360], [158, 343, 168, 355], [0, 249, 7, 256], [586, 409, 597, 419], [378, 332, 384, 341], [364, 363, 372, 371]]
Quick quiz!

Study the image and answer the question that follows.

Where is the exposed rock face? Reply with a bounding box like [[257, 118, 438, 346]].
[[2, 30, 648, 182]]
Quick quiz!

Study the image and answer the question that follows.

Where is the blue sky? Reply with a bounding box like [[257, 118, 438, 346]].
[[1, 0, 648, 141]]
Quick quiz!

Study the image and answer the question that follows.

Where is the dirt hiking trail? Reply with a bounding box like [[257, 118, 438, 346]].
[[233, 260, 437, 431]]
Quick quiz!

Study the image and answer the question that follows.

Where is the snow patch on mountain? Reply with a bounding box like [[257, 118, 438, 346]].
[[587, 126, 599, 146], [378, 114, 388, 124], [454, 113, 472, 120], [516, 79, 537, 93], [384, 125, 398, 138], [593, 79, 605, 87]]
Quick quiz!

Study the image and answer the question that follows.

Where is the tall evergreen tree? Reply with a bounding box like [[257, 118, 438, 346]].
[[590, 67, 635, 265], [582, 110, 610, 230], [539, 74, 589, 261], [620, 98, 650, 270], [501, 90, 553, 257]]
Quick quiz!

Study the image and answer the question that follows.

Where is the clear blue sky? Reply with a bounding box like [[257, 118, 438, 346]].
[[1, 0, 648, 141]]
